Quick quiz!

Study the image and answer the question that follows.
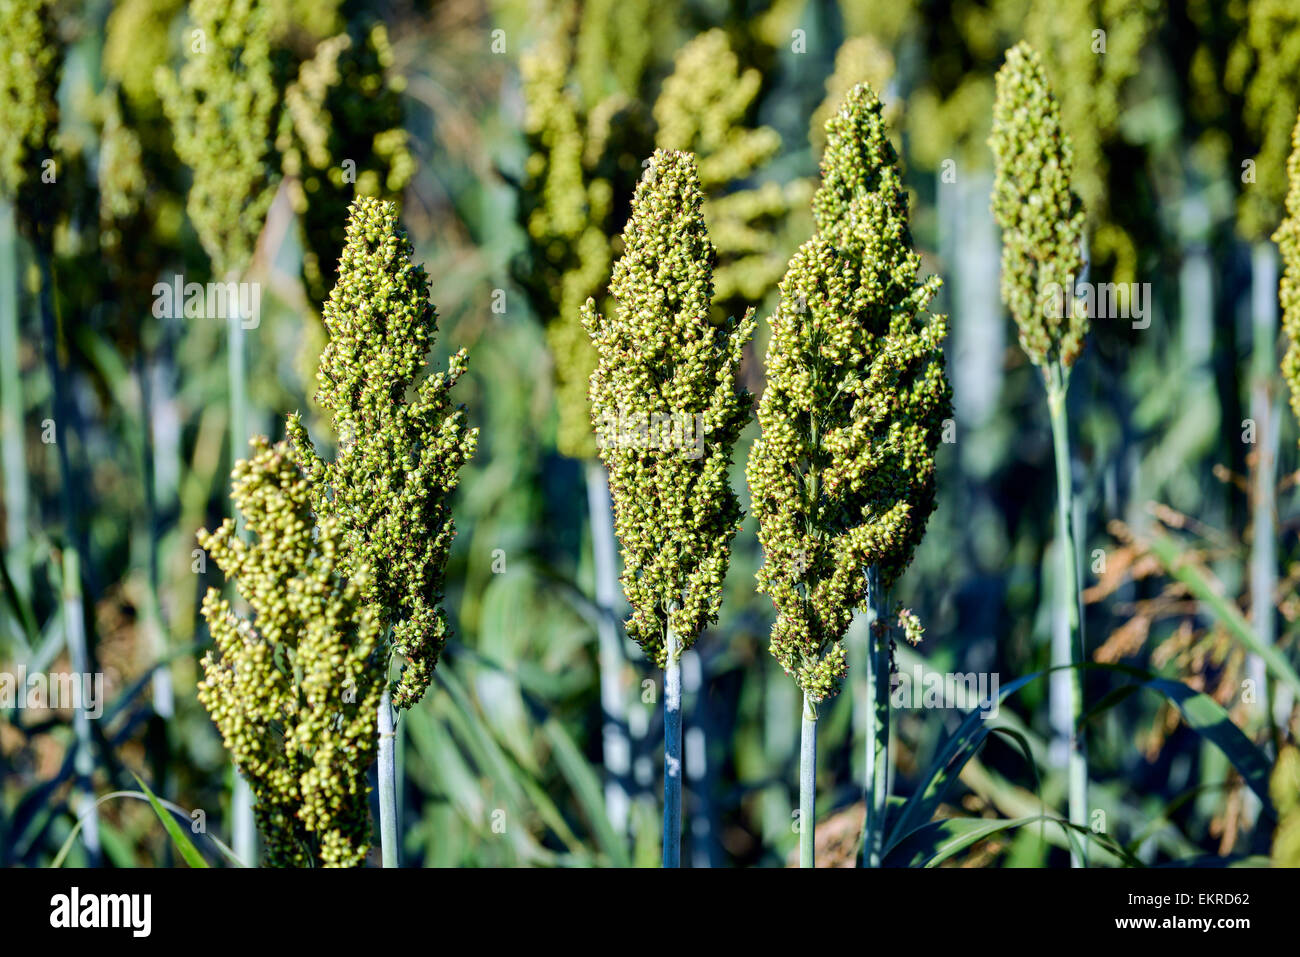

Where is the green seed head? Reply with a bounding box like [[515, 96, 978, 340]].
[[989, 41, 1088, 371], [156, 0, 281, 277], [289, 197, 478, 710], [278, 23, 413, 306], [582, 149, 754, 666], [748, 83, 951, 703], [198, 437, 385, 867], [1275, 108, 1300, 429], [0, 0, 61, 231]]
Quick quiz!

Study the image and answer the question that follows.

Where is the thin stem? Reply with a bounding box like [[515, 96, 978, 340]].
[[585, 459, 631, 841], [861, 566, 890, 867], [799, 692, 817, 868], [36, 234, 98, 864], [378, 688, 399, 867], [226, 282, 257, 866], [1047, 368, 1086, 866], [662, 626, 682, 868], [0, 200, 27, 603]]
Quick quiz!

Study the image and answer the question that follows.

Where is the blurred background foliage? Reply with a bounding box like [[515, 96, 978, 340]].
[[1, 0, 1298, 867]]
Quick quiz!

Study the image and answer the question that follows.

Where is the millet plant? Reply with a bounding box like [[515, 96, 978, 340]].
[[582, 149, 754, 867], [157, 0, 283, 859], [288, 196, 478, 866], [747, 83, 950, 868], [197, 438, 384, 867], [989, 41, 1090, 865]]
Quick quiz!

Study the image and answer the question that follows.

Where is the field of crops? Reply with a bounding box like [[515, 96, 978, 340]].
[[1, 0, 1298, 881]]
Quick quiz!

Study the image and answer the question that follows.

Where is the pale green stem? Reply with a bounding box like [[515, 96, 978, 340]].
[[1249, 242, 1283, 739], [61, 549, 99, 862], [861, 566, 890, 867], [227, 288, 257, 866], [585, 459, 631, 841], [1047, 367, 1086, 867], [662, 626, 682, 868], [0, 200, 27, 603], [378, 687, 399, 867], [799, 693, 817, 868]]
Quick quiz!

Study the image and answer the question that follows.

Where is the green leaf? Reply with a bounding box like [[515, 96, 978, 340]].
[[131, 773, 208, 868]]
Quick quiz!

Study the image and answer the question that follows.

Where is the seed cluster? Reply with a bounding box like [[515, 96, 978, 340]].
[[198, 437, 384, 867], [156, 0, 281, 277], [1276, 109, 1300, 426], [989, 42, 1088, 371], [277, 23, 413, 305], [0, 0, 60, 231], [748, 83, 951, 702], [582, 150, 754, 665], [518, 18, 788, 459], [289, 197, 478, 709]]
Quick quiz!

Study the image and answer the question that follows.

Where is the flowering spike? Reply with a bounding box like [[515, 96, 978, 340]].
[[0, 0, 61, 231], [156, 0, 280, 277], [1275, 108, 1300, 429], [989, 41, 1088, 371], [582, 149, 754, 665], [748, 83, 951, 703], [198, 437, 385, 867], [288, 197, 478, 709]]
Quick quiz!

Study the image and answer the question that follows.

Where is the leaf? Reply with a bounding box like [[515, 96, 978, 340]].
[[883, 815, 1143, 868], [131, 773, 209, 868]]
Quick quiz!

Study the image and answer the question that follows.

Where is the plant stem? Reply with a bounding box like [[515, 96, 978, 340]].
[[61, 546, 99, 864], [861, 566, 890, 867], [662, 626, 682, 868], [585, 459, 631, 840], [1249, 241, 1284, 738], [378, 687, 399, 867], [226, 290, 257, 866], [35, 234, 99, 864], [0, 200, 27, 604], [1046, 368, 1086, 867], [799, 692, 817, 868]]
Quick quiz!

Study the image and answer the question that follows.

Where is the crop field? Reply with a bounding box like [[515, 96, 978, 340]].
[[0, 0, 1298, 898]]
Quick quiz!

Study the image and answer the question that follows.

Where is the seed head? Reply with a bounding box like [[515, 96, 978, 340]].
[[198, 437, 384, 867], [1275, 108, 1300, 429], [156, 0, 281, 277], [289, 197, 478, 709], [582, 150, 754, 665], [989, 42, 1088, 371], [0, 0, 60, 232], [748, 83, 950, 703]]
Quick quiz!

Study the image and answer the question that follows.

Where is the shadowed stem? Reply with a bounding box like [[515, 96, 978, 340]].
[[0, 201, 26, 605], [378, 687, 398, 867], [662, 626, 682, 868], [36, 236, 99, 864], [1047, 366, 1086, 867], [585, 459, 631, 840], [799, 693, 817, 867], [861, 566, 890, 867]]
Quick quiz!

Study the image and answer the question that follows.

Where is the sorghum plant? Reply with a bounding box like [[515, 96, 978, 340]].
[[582, 149, 754, 866], [990, 40, 1090, 865], [288, 196, 477, 864], [198, 437, 384, 868], [1275, 107, 1300, 443], [747, 83, 950, 867], [277, 22, 414, 307], [157, 0, 284, 860]]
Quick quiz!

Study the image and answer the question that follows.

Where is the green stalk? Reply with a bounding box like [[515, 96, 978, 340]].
[[1249, 241, 1283, 736], [378, 687, 398, 867], [36, 236, 98, 864], [585, 459, 631, 840], [61, 547, 99, 864], [799, 693, 817, 867], [1046, 366, 1086, 867], [662, 626, 682, 868], [861, 566, 890, 867], [0, 200, 26, 603], [227, 290, 256, 866]]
